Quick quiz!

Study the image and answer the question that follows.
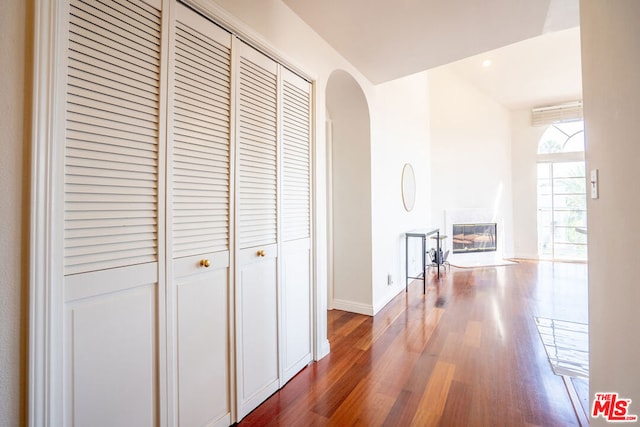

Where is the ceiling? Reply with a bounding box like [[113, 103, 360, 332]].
[[442, 26, 582, 110], [282, 0, 581, 107]]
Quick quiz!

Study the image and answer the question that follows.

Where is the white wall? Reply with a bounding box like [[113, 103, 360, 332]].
[[580, 0, 640, 423], [511, 109, 546, 259], [428, 67, 514, 257], [0, 0, 29, 425], [327, 71, 373, 313], [371, 71, 431, 312]]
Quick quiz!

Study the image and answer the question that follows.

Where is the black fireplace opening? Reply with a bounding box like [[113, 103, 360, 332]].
[[452, 223, 497, 254]]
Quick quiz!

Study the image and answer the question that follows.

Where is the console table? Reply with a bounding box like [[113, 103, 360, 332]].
[[405, 228, 441, 293]]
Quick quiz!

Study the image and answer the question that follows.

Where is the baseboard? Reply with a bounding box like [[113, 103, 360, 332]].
[[372, 285, 404, 315], [511, 253, 539, 260], [331, 298, 374, 316]]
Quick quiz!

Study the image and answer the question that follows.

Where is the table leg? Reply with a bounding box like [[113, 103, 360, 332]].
[[422, 236, 426, 294], [405, 235, 409, 292], [437, 231, 441, 279]]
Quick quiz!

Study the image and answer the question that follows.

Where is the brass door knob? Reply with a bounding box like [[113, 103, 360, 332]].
[[257, 250, 266, 257], [200, 259, 210, 268]]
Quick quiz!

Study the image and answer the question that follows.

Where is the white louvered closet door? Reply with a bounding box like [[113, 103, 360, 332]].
[[62, 0, 162, 426], [169, 4, 232, 427], [279, 68, 313, 385], [235, 42, 280, 420]]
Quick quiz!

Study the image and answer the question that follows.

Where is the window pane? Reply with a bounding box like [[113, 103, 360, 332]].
[[554, 194, 587, 210], [538, 209, 553, 227], [553, 210, 587, 227], [538, 194, 552, 209], [557, 121, 584, 136], [553, 162, 585, 178], [537, 121, 585, 155], [563, 131, 585, 152], [553, 177, 586, 194], [538, 179, 552, 196], [554, 226, 588, 244], [538, 127, 566, 154]]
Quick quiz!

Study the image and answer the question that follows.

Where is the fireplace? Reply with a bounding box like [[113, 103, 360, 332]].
[[452, 223, 497, 254]]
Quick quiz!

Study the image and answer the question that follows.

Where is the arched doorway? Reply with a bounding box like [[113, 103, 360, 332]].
[[325, 70, 373, 312]]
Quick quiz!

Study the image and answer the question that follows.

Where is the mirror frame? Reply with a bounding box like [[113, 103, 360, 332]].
[[401, 163, 416, 212]]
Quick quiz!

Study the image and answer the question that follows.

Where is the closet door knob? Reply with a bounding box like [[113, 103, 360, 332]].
[[257, 250, 266, 257], [200, 259, 210, 268]]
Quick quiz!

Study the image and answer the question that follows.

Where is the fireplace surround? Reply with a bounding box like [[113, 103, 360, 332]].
[[452, 223, 497, 254]]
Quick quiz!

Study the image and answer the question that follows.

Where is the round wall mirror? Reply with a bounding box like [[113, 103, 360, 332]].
[[401, 163, 416, 212]]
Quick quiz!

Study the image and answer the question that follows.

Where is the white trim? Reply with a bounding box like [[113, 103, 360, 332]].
[[331, 299, 374, 316], [159, 1, 174, 425], [312, 85, 330, 361], [180, 0, 316, 83], [325, 120, 334, 311], [276, 63, 285, 389], [227, 31, 239, 427], [29, 0, 66, 425], [537, 151, 585, 163]]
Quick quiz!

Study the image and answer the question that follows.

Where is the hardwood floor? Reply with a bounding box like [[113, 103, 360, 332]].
[[238, 260, 588, 426]]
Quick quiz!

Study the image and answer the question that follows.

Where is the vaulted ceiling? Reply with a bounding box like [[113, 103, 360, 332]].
[[282, 0, 580, 85], [283, 0, 581, 108]]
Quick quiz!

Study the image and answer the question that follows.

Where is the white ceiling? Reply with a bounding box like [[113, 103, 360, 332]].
[[442, 27, 582, 110], [282, 0, 581, 109]]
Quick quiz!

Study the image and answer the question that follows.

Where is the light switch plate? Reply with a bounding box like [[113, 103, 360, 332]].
[[590, 169, 599, 199]]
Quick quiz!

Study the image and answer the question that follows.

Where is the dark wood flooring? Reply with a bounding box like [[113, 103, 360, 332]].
[[238, 260, 588, 426]]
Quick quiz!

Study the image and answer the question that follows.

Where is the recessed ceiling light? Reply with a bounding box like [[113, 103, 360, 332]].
[[482, 59, 492, 68]]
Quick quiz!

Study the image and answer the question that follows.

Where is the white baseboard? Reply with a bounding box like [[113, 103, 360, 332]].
[[331, 298, 374, 316], [372, 285, 404, 315], [511, 253, 539, 260]]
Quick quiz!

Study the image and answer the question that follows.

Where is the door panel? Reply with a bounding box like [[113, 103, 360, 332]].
[[66, 284, 157, 427], [235, 41, 280, 420], [237, 244, 279, 418], [170, 4, 233, 426], [175, 253, 230, 427], [280, 239, 312, 384], [279, 68, 312, 385], [62, 0, 162, 425]]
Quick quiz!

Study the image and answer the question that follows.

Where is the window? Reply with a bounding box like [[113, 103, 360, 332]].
[[537, 121, 588, 261]]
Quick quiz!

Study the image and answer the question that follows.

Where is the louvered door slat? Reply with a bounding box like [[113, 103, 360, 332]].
[[172, 17, 231, 259], [67, 71, 158, 108], [281, 71, 311, 242], [66, 148, 156, 168], [68, 36, 158, 84], [237, 50, 278, 249], [71, 0, 161, 49], [64, 0, 161, 276], [68, 85, 157, 116]]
